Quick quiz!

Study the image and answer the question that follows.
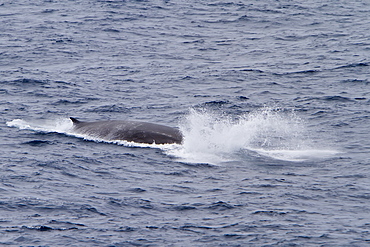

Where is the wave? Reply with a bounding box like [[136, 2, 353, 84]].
[[6, 107, 339, 164]]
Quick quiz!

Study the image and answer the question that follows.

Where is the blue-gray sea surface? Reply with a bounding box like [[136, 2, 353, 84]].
[[1, 0, 370, 246]]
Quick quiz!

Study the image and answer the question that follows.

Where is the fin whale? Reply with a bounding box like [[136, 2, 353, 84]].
[[70, 117, 183, 144]]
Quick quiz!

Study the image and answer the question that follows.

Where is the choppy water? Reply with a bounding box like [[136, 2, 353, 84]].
[[1, 0, 370, 246]]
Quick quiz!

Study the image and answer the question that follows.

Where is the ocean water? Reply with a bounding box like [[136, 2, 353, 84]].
[[1, 0, 370, 246]]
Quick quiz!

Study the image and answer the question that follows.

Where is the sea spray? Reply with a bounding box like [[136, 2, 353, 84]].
[[165, 107, 337, 163], [243, 107, 309, 150]]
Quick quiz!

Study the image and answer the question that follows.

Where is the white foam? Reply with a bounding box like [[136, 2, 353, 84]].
[[249, 148, 341, 162], [7, 117, 73, 133], [165, 107, 339, 164]]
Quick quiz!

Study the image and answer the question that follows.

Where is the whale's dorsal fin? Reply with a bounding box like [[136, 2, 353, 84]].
[[70, 117, 81, 124]]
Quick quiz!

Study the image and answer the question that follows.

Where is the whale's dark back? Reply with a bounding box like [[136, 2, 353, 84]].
[[70, 117, 183, 144]]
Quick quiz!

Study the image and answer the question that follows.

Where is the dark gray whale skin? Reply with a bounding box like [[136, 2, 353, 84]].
[[70, 117, 183, 144]]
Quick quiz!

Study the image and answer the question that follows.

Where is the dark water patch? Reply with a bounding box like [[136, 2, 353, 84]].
[[93, 170, 113, 177], [293, 96, 317, 102], [13, 236, 31, 243], [238, 96, 249, 101], [194, 235, 221, 243], [207, 188, 223, 193], [32, 132, 67, 139], [207, 2, 244, 7], [21, 225, 80, 232], [235, 15, 252, 22], [332, 121, 350, 127], [203, 100, 230, 106], [103, 28, 121, 33], [60, 170, 79, 178], [183, 39, 205, 45], [22, 225, 53, 231], [150, 185, 193, 195], [111, 239, 156, 247], [26, 90, 53, 98], [321, 95, 353, 102], [180, 75, 198, 79], [180, 162, 216, 168], [272, 69, 321, 77], [253, 210, 287, 216], [85, 104, 131, 113], [334, 174, 367, 179], [348, 193, 370, 200], [239, 68, 265, 73], [341, 79, 369, 85], [36, 161, 63, 170], [172, 205, 197, 211], [122, 152, 139, 158], [282, 172, 307, 177], [275, 34, 311, 42], [80, 205, 106, 216], [146, 103, 175, 110], [223, 233, 248, 240], [4, 174, 37, 184], [22, 140, 53, 147], [295, 95, 353, 104], [164, 170, 189, 176], [193, 94, 212, 98], [250, 7, 283, 14], [1, 198, 69, 213], [54, 80, 79, 87], [238, 191, 262, 195], [197, 47, 218, 52], [114, 226, 136, 232], [286, 69, 321, 75], [127, 187, 146, 193], [107, 198, 154, 210], [335, 62, 369, 70], [180, 222, 238, 231], [146, 225, 159, 229], [179, 224, 213, 231], [254, 90, 274, 96], [49, 220, 85, 227], [41, 8, 57, 14], [193, 100, 236, 112], [207, 201, 235, 211], [52, 37, 74, 43], [11, 78, 47, 86], [2, 102, 29, 113], [284, 192, 318, 201], [311, 110, 330, 116], [52, 99, 89, 105], [72, 155, 103, 165], [354, 97, 367, 101]]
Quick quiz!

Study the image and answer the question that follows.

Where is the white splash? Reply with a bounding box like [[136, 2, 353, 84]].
[[165, 107, 340, 164]]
